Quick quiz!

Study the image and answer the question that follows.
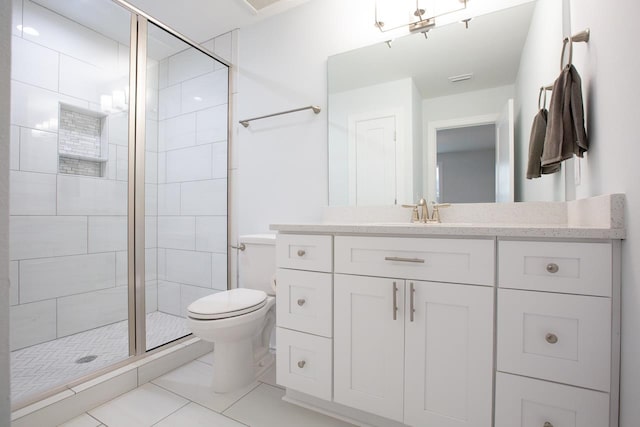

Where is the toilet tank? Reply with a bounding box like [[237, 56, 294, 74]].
[[238, 234, 276, 295]]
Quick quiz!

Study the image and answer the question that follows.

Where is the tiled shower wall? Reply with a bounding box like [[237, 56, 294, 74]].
[[154, 35, 231, 318], [9, 0, 231, 351]]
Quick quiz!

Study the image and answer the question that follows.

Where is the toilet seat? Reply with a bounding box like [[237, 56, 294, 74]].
[[187, 288, 267, 320]]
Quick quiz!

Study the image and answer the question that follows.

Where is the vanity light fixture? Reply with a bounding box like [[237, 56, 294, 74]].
[[374, 0, 468, 34], [448, 73, 473, 83]]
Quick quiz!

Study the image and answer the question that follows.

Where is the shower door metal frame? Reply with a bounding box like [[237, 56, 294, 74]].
[[118, 0, 232, 357]]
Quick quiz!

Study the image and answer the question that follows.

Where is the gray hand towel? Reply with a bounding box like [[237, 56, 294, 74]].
[[541, 65, 589, 167], [526, 108, 561, 179]]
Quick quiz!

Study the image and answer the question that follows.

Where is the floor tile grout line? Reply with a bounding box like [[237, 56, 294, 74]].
[[220, 382, 263, 415], [189, 400, 251, 427], [148, 397, 191, 427]]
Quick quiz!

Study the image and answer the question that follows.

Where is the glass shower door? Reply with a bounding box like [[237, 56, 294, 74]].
[[144, 22, 229, 351], [9, 0, 133, 404]]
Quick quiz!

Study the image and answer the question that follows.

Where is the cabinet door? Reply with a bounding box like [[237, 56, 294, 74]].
[[404, 281, 494, 427], [334, 274, 405, 422]]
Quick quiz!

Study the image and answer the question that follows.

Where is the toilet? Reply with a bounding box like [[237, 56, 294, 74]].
[[187, 234, 276, 393]]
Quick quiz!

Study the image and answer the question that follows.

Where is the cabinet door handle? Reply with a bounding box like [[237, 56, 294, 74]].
[[297, 360, 306, 368], [409, 282, 415, 322], [297, 298, 306, 306], [297, 249, 306, 257], [392, 281, 398, 320], [545, 333, 558, 344], [546, 263, 559, 273], [385, 256, 425, 263]]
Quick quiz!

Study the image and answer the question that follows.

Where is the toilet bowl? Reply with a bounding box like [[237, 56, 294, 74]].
[[187, 234, 276, 393]]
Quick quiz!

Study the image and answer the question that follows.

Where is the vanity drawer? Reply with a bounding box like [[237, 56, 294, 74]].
[[498, 240, 612, 296], [276, 327, 332, 401], [276, 269, 332, 337], [276, 234, 332, 273], [495, 373, 609, 427], [497, 289, 611, 391], [334, 236, 494, 285]]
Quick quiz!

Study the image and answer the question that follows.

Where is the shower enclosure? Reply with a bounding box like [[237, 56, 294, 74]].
[[9, 0, 229, 406]]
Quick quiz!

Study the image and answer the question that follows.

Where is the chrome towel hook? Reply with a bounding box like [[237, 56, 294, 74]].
[[560, 28, 590, 70]]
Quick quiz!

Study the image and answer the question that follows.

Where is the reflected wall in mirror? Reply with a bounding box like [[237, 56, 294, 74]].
[[328, 0, 563, 206]]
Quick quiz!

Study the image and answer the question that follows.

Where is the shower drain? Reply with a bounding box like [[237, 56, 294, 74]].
[[75, 355, 98, 364]]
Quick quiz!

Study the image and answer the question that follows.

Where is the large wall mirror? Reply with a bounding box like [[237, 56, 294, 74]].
[[328, 0, 563, 206]]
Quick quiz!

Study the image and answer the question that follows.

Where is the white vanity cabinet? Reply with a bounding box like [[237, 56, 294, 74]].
[[333, 236, 495, 427], [495, 239, 620, 427]]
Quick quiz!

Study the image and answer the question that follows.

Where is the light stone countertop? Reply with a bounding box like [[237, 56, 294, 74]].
[[270, 194, 626, 240]]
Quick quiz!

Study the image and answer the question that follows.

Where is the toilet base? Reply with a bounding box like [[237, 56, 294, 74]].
[[209, 345, 275, 393]]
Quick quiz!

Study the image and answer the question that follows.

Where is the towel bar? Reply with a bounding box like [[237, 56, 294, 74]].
[[239, 105, 321, 128]]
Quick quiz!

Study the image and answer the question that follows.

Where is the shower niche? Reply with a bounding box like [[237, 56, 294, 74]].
[[58, 103, 108, 177]]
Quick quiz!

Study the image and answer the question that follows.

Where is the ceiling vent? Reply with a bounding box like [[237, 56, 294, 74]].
[[448, 73, 473, 83], [242, 0, 284, 13]]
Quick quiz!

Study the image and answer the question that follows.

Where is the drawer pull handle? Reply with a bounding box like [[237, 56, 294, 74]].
[[544, 422, 554, 427], [392, 282, 398, 321], [297, 360, 306, 368], [297, 249, 306, 257], [384, 256, 425, 263], [545, 333, 558, 344], [297, 298, 306, 306], [546, 263, 559, 274], [409, 282, 415, 322]]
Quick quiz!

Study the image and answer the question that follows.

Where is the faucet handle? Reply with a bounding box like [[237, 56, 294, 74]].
[[401, 204, 420, 223], [429, 202, 451, 223]]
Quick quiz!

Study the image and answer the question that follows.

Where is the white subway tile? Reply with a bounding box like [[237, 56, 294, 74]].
[[23, 0, 119, 69], [212, 142, 227, 179], [116, 251, 127, 286], [146, 119, 159, 152], [158, 183, 181, 216], [146, 184, 158, 216], [158, 281, 181, 317], [159, 85, 181, 120], [181, 70, 228, 114], [195, 216, 227, 253], [212, 253, 228, 291], [118, 43, 130, 78], [158, 217, 196, 250], [146, 248, 158, 282], [10, 261, 19, 306], [196, 104, 227, 144], [20, 252, 116, 303], [11, 80, 87, 130], [10, 299, 57, 350], [10, 171, 56, 215], [158, 152, 166, 183], [59, 54, 106, 104], [181, 285, 217, 317], [158, 59, 168, 90], [11, 35, 59, 91], [19, 128, 57, 173], [157, 249, 166, 281], [12, 0, 22, 37], [146, 151, 158, 184], [159, 113, 196, 151], [166, 144, 212, 183], [168, 47, 215, 87], [10, 216, 88, 260], [108, 112, 129, 147], [107, 144, 117, 180], [146, 281, 158, 313], [165, 249, 211, 288], [146, 216, 157, 249], [57, 286, 128, 337], [116, 145, 128, 181], [146, 60, 160, 121], [57, 174, 127, 215], [88, 216, 127, 253], [10, 125, 20, 170], [181, 179, 226, 215]]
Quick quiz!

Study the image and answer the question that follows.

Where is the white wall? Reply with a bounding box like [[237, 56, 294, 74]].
[[513, 0, 565, 201], [567, 1, 640, 425], [1, 0, 11, 422], [438, 149, 496, 203]]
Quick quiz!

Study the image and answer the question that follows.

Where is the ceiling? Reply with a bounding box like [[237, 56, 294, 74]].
[[328, 2, 536, 99]]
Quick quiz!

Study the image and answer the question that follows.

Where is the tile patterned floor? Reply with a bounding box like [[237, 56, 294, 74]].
[[59, 357, 355, 427], [11, 312, 190, 403]]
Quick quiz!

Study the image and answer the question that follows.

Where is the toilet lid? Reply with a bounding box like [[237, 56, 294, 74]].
[[187, 288, 267, 320]]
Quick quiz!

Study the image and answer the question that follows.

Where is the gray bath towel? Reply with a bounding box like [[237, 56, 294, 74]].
[[541, 65, 588, 167], [526, 108, 561, 179]]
